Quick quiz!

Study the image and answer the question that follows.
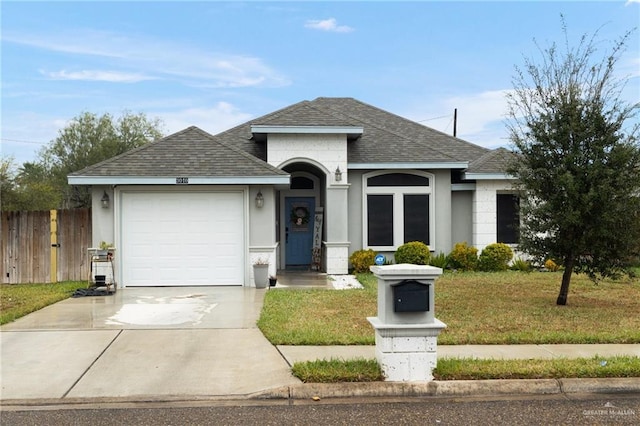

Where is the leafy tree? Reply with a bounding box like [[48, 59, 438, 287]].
[[39, 111, 164, 208], [0, 156, 19, 211], [506, 20, 640, 305], [1, 157, 62, 211]]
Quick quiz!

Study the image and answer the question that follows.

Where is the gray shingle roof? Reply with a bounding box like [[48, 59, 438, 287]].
[[312, 98, 490, 164], [466, 147, 516, 174], [70, 98, 510, 179], [215, 97, 490, 165], [70, 126, 286, 178]]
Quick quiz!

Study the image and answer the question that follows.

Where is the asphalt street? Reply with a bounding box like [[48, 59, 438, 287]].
[[2, 394, 639, 425]]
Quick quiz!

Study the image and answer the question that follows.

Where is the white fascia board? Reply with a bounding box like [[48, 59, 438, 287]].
[[349, 162, 468, 170], [452, 183, 476, 191], [463, 173, 514, 180], [68, 176, 290, 185], [250, 125, 363, 135]]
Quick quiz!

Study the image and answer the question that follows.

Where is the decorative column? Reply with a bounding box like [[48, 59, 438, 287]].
[[367, 264, 446, 381]]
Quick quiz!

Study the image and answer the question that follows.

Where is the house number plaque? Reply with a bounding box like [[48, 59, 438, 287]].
[[176, 177, 189, 184]]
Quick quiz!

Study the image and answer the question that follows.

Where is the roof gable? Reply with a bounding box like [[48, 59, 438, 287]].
[[214, 97, 490, 166], [69, 126, 287, 183], [465, 147, 516, 179]]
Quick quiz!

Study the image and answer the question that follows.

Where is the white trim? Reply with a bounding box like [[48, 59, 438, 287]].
[[452, 183, 476, 191], [362, 170, 435, 251], [349, 162, 467, 169], [251, 125, 363, 135], [69, 176, 290, 185], [464, 173, 514, 180], [323, 241, 350, 247]]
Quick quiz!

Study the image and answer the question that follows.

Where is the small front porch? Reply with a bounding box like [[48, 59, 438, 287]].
[[272, 270, 361, 290]]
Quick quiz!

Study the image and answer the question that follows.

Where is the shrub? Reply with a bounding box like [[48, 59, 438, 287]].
[[479, 243, 514, 271], [544, 259, 561, 272], [395, 241, 431, 265], [429, 252, 449, 269], [448, 242, 478, 271], [511, 257, 532, 272], [349, 249, 377, 273]]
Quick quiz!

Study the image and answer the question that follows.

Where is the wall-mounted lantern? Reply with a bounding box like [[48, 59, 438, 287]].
[[335, 166, 342, 182], [255, 190, 264, 208], [101, 191, 110, 209]]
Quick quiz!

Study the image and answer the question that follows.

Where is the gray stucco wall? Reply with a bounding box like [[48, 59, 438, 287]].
[[91, 186, 114, 248], [346, 168, 455, 259], [248, 185, 276, 246], [451, 191, 473, 248]]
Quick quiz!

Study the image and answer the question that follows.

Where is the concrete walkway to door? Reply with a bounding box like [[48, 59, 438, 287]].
[[0, 287, 300, 401]]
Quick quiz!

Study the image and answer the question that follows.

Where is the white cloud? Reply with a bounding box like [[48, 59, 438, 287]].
[[305, 18, 354, 33], [156, 102, 254, 137], [2, 31, 126, 58], [626, 0, 639, 5], [5, 30, 290, 89], [42, 69, 156, 83]]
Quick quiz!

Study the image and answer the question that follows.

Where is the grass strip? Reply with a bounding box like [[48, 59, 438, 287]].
[[0, 281, 84, 325], [291, 356, 640, 382], [433, 356, 640, 380], [292, 358, 384, 383]]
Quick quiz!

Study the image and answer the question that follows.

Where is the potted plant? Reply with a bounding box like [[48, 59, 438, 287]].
[[269, 275, 277, 287], [99, 241, 115, 260], [253, 258, 269, 289]]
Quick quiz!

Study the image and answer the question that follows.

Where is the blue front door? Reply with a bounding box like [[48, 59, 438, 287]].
[[285, 197, 315, 266]]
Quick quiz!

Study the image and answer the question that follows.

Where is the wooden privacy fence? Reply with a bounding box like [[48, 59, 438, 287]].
[[1, 209, 91, 284]]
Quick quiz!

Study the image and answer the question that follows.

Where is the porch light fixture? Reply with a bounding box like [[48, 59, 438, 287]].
[[255, 190, 264, 208], [335, 166, 342, 182], [101, 191, 110, 209]]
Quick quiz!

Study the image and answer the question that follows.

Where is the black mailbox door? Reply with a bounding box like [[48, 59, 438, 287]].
[[392, 280, 429, 312]]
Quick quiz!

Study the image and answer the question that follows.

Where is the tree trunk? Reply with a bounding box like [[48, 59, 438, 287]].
[[556, 256, 574, 305]]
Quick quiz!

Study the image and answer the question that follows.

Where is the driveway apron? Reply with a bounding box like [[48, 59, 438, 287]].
[[0, 287, 300, 400]]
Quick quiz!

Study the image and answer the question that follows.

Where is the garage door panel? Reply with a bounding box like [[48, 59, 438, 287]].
[[122, 191, 244, 286]]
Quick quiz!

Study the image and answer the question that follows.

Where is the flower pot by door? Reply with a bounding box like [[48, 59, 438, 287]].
[[253, 264, 269, 288]]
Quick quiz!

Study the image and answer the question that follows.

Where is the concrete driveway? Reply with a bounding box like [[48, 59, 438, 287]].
[[0, 287, 300, 401]]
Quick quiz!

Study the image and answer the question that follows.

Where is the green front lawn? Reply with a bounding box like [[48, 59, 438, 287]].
[[258, 271, 640, 345], [0, 281, 84, 325]]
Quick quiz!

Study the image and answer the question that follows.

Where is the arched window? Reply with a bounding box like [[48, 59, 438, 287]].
[[364, 171, 434, 249]]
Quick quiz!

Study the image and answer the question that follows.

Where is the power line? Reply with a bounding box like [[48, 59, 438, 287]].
[[416, 114, 451, 123]]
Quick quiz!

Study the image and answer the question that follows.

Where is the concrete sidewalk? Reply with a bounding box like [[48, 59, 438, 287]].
[[1, 285, 639, 405]]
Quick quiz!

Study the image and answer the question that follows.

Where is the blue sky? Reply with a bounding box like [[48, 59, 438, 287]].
[[2, 1, 639, 165]]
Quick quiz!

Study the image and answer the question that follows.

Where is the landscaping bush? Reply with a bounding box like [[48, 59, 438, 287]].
[[510, 257, 532, 272], [544, 259, 561, 272], [448, 242, 478, 271], [478, 243, 513, 271], [394, 241, 431, 265], [349, 249, 377, 273], [429, 252, 449, 269]]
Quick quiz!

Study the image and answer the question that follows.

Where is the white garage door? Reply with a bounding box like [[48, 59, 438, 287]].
[[121, 191, 245, 286]]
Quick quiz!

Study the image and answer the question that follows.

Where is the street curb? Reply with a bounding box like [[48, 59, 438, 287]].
[[251, 378, 640, 400], [1, 378, 638, 408]]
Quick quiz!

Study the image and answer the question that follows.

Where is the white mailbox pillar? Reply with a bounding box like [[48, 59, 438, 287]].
[[367, 264, 446, 381]]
